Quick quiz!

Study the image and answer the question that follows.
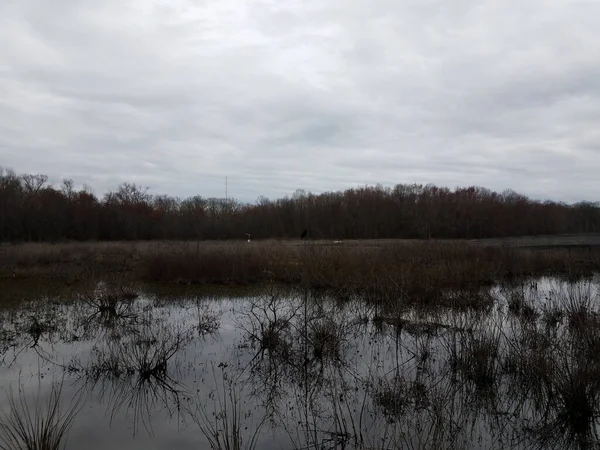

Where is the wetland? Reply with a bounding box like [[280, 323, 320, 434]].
[[2, 272, 600, 449]]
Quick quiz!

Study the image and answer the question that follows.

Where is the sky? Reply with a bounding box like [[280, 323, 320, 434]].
[[1, 0, 600, 204]]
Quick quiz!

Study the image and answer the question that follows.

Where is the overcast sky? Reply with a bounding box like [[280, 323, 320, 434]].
[[1, 0, 599, 203]]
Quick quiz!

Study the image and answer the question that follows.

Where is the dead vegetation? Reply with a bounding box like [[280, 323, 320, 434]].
[[3, 241, 598, 315], [0, 377, 83, 450], [70, 323, 192, 382], [191, 363, 267, 450], [456, 327, 503, 389], [0, 275, 599, 448], [309, 318, 343, 360], [69, 322, 191, 438], [79, 283, 138, 319], [196, 302, 221, 337], [2, 240, 600, 449]]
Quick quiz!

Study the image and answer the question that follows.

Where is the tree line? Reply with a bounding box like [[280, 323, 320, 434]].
[[1, 167, 599, 242]]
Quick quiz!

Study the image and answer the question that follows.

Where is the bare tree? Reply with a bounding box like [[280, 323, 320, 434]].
[[21, 174, 48, 195]]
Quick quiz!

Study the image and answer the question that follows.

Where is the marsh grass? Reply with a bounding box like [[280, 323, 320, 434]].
[[309, 319, 343, 360], [2, 253, 600, 449], [112, 325, 189, 381], [0, 377, 83, 450], [0, 301, 74, 367], [549, 364, 600, 446], [513, 343, 600, 448], [66, 322, 192, 437], [373, 375, 410, 419], [505, 288, 539, 322], [25, 317, 58, 348], [75, 358, 186, 438], [497, 281, 600, 448], [239, 290, 303, 359], [0, 326, 16, 361], [140, 242, 600, 315], [2, 241, 599, 309], [196, 302, 221, 337], [192, 364, 266, 450], [0, 241, 139, 282], [79, 283, 138, 317], [69, 322, 192, 386], [73, 282, 142, 339], [541, 300, 564, 330], [560, 284, 600, 332], [142, 242, 278, 285], [451, 320, 505, 392]]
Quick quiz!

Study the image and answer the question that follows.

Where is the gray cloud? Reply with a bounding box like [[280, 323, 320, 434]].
[[1, 0, 599, 203]]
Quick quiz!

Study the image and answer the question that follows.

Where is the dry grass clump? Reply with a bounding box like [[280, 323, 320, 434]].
[[455, 327, 503, 389], [550, 364, 600, 442], [373, 375, 431, 421], [502, 283, 539, 322], [196, 303, 221, 337], [505, 327, 556, 408], [309, 319, 343, 360], [75, 283, 140, 336], [258, 320, 290, 355], [541, 301, 564, 330], [25, 316, 58, 347], [558, 284, 600, 333], [5, 302, 66, 349], [0, 378, 83, 450], [80, 283, 138, 315], [373, 375, 410, 419], [237, 289, 301, 360]]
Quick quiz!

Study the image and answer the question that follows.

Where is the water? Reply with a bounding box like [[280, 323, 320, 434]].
[[1, 277, 600, 449]]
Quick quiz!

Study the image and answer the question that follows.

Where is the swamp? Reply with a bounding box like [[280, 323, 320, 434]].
[[1, 241, 600, 449]]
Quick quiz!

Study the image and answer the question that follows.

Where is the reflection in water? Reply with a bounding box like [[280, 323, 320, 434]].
[[0, 277, 599, 448], [191, 362, 267, 450], [69, 321, 193, 437]]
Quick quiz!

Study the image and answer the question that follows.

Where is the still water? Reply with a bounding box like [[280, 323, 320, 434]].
[[1, 277, 599, 449]]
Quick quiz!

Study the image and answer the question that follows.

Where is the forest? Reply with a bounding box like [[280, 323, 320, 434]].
[[1, 166, 599, 242]]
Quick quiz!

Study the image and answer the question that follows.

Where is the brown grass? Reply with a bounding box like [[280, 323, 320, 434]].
[[0, 240, 599, 307]]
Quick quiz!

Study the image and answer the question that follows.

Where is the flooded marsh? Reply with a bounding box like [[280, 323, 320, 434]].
[[1, 278, 600, 449]]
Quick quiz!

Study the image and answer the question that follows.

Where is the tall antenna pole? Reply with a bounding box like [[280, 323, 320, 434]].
[[225, 176, 228, 202]]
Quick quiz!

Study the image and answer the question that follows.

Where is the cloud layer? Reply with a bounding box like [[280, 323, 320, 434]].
[[1, 0, 599, 203]]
